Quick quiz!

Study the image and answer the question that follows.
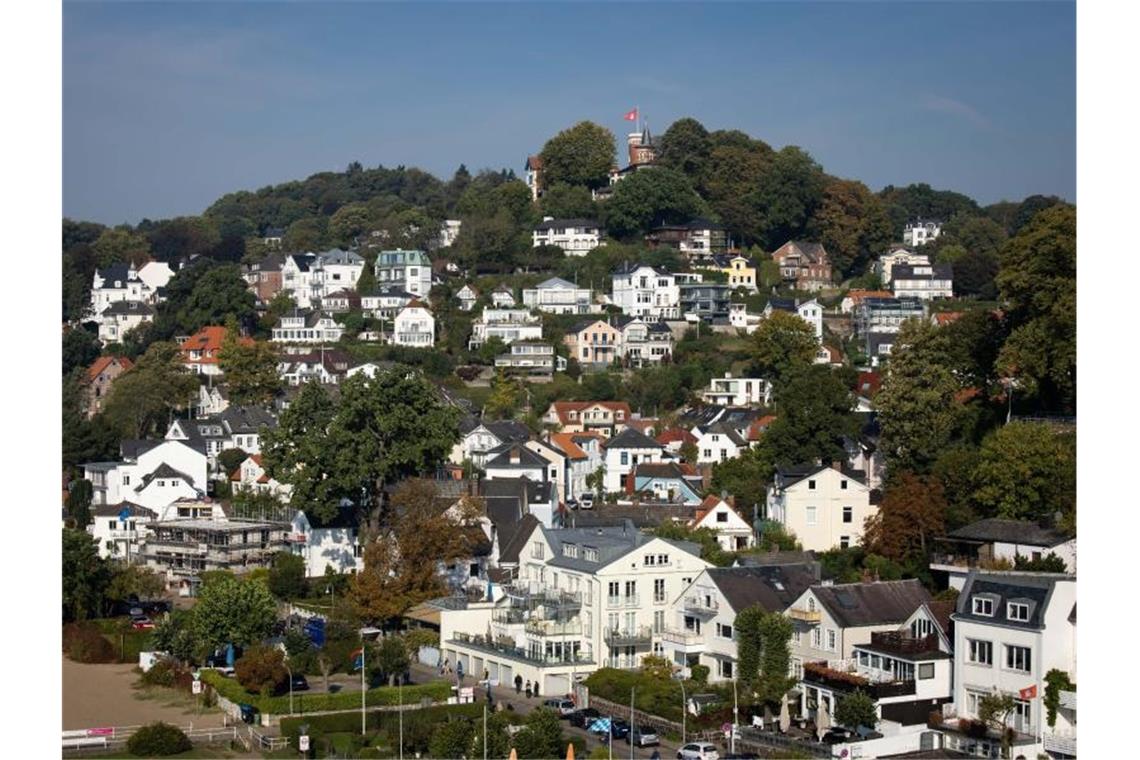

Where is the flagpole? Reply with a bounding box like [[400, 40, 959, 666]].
[[361, 641, 366, 736]]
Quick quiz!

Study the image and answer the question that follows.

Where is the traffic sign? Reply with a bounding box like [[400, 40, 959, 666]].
[[192, 680, 202, 695], [299, 735, 310, 752]]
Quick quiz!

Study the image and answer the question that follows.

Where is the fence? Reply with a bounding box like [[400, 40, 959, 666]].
[[63, 725, 239, 755], [249, 726, 290, 751]]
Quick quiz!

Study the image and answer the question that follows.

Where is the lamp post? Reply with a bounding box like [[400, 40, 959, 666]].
[[629, 687, 636, 760], [284, 660, 294, 716], [731, 679, 738, 756], [398, 673, 404, 760]]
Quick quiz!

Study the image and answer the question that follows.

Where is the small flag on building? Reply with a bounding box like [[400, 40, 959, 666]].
[[1019, 684, 1037, 700], [623, 107, 638, 122]]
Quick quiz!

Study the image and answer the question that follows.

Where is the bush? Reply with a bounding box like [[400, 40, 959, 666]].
[[689, 664, 710, 685], [62, 622, 117, 663], [202, 669, 452, 714], [140, 658, 195, 691], [125, 722, 193, 756], [235, 645, 289, 695]]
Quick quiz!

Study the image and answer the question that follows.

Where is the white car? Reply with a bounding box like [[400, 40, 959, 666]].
[[677, 743, 719, 760], [579, 493, 594, 510]]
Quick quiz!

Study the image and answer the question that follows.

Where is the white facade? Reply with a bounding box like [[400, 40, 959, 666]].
[[611, 265, 680, 320], [271, 312, 345, 344], [374, 249, 432, 297], [522, 278, 598, 315], [456, 285, 479, 312], [435, 219, 462, 250], [692, 498, 755, 552], [230, 455, 292, 502], [83, 440, 209, 512], [533, 217, 603, 256], [878, 248, 931, 285], [469, 309, 543, 349], [280, 250, 365, 309], [902, 220, 942, 247], [695, 426, 745, 465], [89, 263, 150, 317], [360, 287, 414, 319], [88, 504, 157, 560], [288, 511, 364, 577], [392, 303, 435, 347], [98, 302, 154, 344], [602, 437, 668, 493], [767, 465, 876, 552], [700, 374, 770, 407], [796, 299, 824, 340], [728, 303, 763, 334], [137, 261, 175, 293], [891, 264, 954, 301]]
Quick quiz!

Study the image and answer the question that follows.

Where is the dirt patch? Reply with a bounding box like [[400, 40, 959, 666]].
[[62, 656, 226, 731]]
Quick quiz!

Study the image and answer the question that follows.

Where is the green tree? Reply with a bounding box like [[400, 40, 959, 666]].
[[371, 635, 411, 686], [62, 529, 110, 622], [125, 723, 192, 757], [101, 341, 199, 439], [1044, 669, 1075, 728], [92, 227, 152, 267], [1011, 194, 1067, 235], [268, 551, 307, 601], [995, 205, 1076, 411], [67, 479, 94, 528], [329, 202, 374, 245], [151, 609, 198, 663], [808, 178, 894, 278], [175, 263, 256, 334], [428, 718, 474, 759], [218, 330, 281, 405], [485, 370, 523, 419], [971, 423, 1076, 526], [835, 690, 878, 730], [235, 645, 289, 696], [602, 168, 708, 240], [538, 121, 617, 190], [711, 448, 777, 515], [262, 369, 460, 525], [284, 217, 327, 251], [757, 611, 796, 703], [63, 327, 102, 376], [105, 565, 165, 605], [144, 216, 224, 263], [513, 708, 566, 760], [762, 364, 859, 469], [750, 146, 826, 249], [978, 693, 1017, 759], [471, 711, 513, 759], [658, 117, 713, 183], [876, 320, 964, 474], [540, 183, 598, 220], [751, 311, 819, 386], [735, 605, 765, 696], [217, 448, 248, 479], [190, 575, 277, 651], [862, 472, 946, 564]]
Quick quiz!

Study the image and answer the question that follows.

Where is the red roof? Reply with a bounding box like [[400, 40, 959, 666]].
[[85, 355, 133, 383], [179, 326, 252, 365], [846, 289, 893, 304], [549, 433, 588, 460], [747, 415, 776, 441], [548, 401, 632, 426], [933, 312, 964, 326], [229, 454, 264, 482], [856, 371, 882, 397], [656, 428, 698, 446]]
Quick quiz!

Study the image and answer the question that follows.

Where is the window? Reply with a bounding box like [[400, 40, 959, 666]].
[[531, 542, 544, 559], [827, 629, 836, 651], [840, 480, 848, 490], [122, 475, 131, 486], [972, 597, 994, 616], [620, 452, 629, 466], [811, 628, 821, 648], [584, 547, 599, 562], [562, 544, 578, 559], [918, 663, 935, 680], [839, 536, 850, 549], [107, 520, 116, 530], [1007, 602, 1030, 621], [658, 554, 669, 565], [808, 480, 816, 490], [653, 610, 664, 633], [793, 630, 802, 645], [842, 507, 853, 523], [967, 639, 993, 666], [719, 660, 734, 678], [716, 511, 728, 523], [806, 506, 817, 525], [911, 618, 934, 638], [1005, 645, 1032, 672], [717, 623, 733, 639], [654, 579, 666, 603], [608, 581, 620, 599], [644, 554, 656, 566]]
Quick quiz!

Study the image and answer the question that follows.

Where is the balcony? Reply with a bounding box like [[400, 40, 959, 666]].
[[604, 626, 653, 646], [448, 632, 594, 667], [682, 596, 719, 616], [504, 584, 583, 612], [1043, 731, 1077, 756], [786, 606, 821, 623], [866, 631, 940, 656], [802, 661, 915, 699], [660, 628, 705, 651], [525, 619, 583, 637], [606, 594, 641, 609]]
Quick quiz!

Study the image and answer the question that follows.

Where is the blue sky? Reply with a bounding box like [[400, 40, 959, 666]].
[[64, 2, 1075, 225]]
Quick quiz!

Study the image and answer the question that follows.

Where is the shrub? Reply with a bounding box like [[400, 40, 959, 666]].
[[235, 645, 289, 695], [62, 622, 116, 663], [202, 669, 451, 714], [689, 664, 710, 685], [140, 658, 195, 691], [125, 722, 193, 756]]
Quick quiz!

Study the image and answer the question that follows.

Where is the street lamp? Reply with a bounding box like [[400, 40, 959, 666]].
[[731, 679, 739, 756]]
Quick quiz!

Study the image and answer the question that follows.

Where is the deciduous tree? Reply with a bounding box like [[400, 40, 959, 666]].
[[808, 179, 893, 278], [235, 645, 289, 696], [602, 167, 708, 240], [750, 311, 819, 386], [762, 364, 859, 469], [62, 529, 110, 622], [538, 121, 617, 190], [190, 575, 277, 651], [862, 472, 946, 563], [658, 117, 713, 182], [218, 329, 280, 405], [836, 690, 878, 730], [971, 422, 1075, 527], [101, 341, 199, 439], [267, 551, 307, 601], [92, 227, 152, 268]]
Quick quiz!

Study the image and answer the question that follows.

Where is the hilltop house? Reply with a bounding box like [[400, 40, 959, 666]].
[[374, 249, 432, 297], [391, 301, 435, 347], [876, 248, 929, 285], [271, 310, 345, 344], [602, 427, 669, 493], [891, 263, 954, 300], [766, 463, 877, 552], [542, 401, 632, 438], [771, 241, 833, 291], [456, 284, 479, 311], [532, 217, 603, 256], [644, 218, 728, 260], [701, 373, 771, 407], [98, 301, 154, 344], [610, 262, 680, 320], [179, 326, 252, 376], [902, 219, 942, 247], [82, 356, 134, 418], [522, 277, 598, 315], [82, 439, 209, 512], [469, 309, 543, 349]]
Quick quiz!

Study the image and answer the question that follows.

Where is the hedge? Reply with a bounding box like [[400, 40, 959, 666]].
[[200, 670, 452, 714], [279, 703, 488, 741]]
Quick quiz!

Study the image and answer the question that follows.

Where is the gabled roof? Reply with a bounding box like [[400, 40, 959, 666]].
[[699, 421, 746, 446], [92, 501, 157, 519], [943, 518, 1071, 548], [136, 463, 195, 491], [101, 301, 154, 317], [633, 461, 699, 481], [534, 277, 578, 290], [548, 401, 631, 426], [810, 579, 932, 629], [316, 248, 365, 266], [774, 463, 867, 489], [955, 571, 1071, 629], [656, 428, 698, 446], [497, 513, 541, 565], [218, 405, 277, 434], [485, 443, 549, 470], [604, 427, 664, 451], [542, 521, 702, 572], [893, 264, 954, 280], [534, 218, 600, 231], [773, 240, 829, 264], [95, 263, 139, 285], [549, 433, 589, 460], [767, 297, 797, 313], [85, 355, 133, 383], [611, 261, 672, 277], [707, 565, 819, 614]]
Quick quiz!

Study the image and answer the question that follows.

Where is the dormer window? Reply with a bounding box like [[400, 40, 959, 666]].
[[562, 543, 578, 559], [1008, 602, 1030, 622], [973, 597, 995, 616]]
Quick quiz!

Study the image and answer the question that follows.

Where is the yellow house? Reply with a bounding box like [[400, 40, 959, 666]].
[[705, 254, 758, 293]]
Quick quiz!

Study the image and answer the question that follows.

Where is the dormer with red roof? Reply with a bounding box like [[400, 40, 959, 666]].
[[179, 326, 252, 376]]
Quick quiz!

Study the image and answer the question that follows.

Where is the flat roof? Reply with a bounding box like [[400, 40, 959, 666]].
[[148, 519, 288, 531]]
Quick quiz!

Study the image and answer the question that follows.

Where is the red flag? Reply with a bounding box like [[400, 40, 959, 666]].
[[623, 108, 638, 122], [1018, 685, 1037, 700]]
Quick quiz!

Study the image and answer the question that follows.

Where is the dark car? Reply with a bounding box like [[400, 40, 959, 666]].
[[627, 726, 659, 747], [289, 674, 310, 691], [569, 708, 601, 728], [608, 719, 631, 740], [821, 727, 854, 745]]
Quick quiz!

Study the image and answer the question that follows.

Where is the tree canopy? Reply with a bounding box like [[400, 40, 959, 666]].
[[538, 121, 617, 190], [602, 167, 708, 240], [190, 574, 277, 651]]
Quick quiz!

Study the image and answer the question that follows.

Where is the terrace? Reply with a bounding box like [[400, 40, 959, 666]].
[[802, 661, 915, 699], [447, 632, 594, 667]]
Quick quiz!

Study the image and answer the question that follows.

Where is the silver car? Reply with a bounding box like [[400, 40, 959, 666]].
[[677, 742, 719, 760]]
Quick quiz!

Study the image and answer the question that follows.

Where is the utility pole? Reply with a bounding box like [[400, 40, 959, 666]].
[[629, 687, 636, 760], [731, 679, 738, 755]]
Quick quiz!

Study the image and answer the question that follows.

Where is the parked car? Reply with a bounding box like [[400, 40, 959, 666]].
[[543, 698, 576, 717], [579, 493, 594, 509], [290, 674, 310, 691], [821, 728, 855, 745], [569, 708, 601, 728], [129, 607, 144, 618], [609, 719, 631, 740], [131, 616, 155, 630], [677, 742, 719, 760], [627, 726, 659, 746]]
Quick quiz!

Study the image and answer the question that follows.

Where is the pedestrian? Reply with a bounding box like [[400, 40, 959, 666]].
[[525, 681, 532, 699], [514, 674, 523, 694], [483, 668, 489, 682], [486, 686, 493, 704], [532, 680, 539, 698], [650, 750, 661, 760]]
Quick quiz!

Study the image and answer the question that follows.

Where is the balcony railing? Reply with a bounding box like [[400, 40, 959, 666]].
[[504, 584, 583, 611], [866, 631, 940, 656], [604, 626, 653, 646], [491, 608, 527, 625], [606, 594, 640, 609], [448, 632, 594, 667], [1043, 731, 1077, 756], [787, 607, 821, 623], [802, 661, 915, 699], [660, 628, 705, 648], [682, 596, 719, 615], [525, 619, 583, 637]]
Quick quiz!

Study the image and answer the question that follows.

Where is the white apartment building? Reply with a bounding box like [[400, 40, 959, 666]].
[[82, 439, 209, 512], [89, 263, 150, 317], [701, 373, 771, 407], [360, 286, 414, 320], [287, 509, 365, 577], [892, 263, 954, 301], [280, 250, 365, 309], [98, 301, 154, 344], [469, 309, 543, 349], [271, 310, 345, 344], [522, 277, 598, 315], [532, 217, 603, 256], [374, 249, 432, 297], [766, 463, 877, 552], [941, 571, 1077, 759], [602, 428, 669, 493], [392, 301, 435, 347], [902, 219, 942, 247], [494, 342, 566, 379], [611, 263, 680, 320], [439, 521, 711, 695], [88, 502, 159, 560], [878, 247, 931, 285], [853, 297, 926, 337]]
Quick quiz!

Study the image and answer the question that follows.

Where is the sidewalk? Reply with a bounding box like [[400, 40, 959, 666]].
[[408, 661, 551, 712]]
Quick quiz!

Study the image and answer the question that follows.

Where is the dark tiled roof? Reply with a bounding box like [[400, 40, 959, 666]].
[[954, 572, 1068, 629], [736, 550, 819, 569], [485, 443, 549, 470], [611, 261, 671, 277], [136, 463, 195, 491], [96, 263, 138, 285], [774, 463, 866, 490], [767, 297, 797, 312], [92, 502, 158, 519], [101, 301, 154, 316], [535, 218, 600, 231], [496, 513, 541, 565], [219, 405, 278, 434], [811, 579, 931, 628], [633, 461, 696, 480], [707, 565, 818, 614], [604, 427, 664, 451], [944, 518, 1070, 548]]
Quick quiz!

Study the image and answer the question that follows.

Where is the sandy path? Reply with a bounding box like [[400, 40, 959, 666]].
[[62, 657, 226, 731]]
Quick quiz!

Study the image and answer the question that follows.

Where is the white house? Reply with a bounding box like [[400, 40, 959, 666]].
[[271, 310, 345, 344], [938, 571, 1077, 759], [494, 342, 565, 379], [532, 217, 603, 256], [490, 284, 516, 308], [796, 299, 824, 340], [88, 502, 158, 560], [374, 249, 432, 297], [456, 284, 479, 312], [728, 303, 764, 334], [690, 496, 755, 552], [89, 263, 148, 317], [891, 263, 954, 301], [288, 509, 365, 577], [614, 316, 675, 367], [165, 405, 277, 471], [695, 422, 747, 465], [602, 427, 669, 493], [700, 373, 771, 407], [546, 432, 603, 504], [877, 248, 930, 285], [766, 463, 877, 552], [522, 277, 598, 315], [280, 250, 365, 309], [902, 219, 942, 247], [98, 301, 154, 344], [391, 301, 435, 347], [663, 564, 818, 682], [450, 418, 532, 469], [438, 520, 711, 695], [469, 309, 543, 349], [484, 443, 555, 488], [83, 439, 209, 513], [930, 519, 1077, 591], [229, 454, 292, 502], [610, 263, 680, 320], [360, 286, 414, 320]]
